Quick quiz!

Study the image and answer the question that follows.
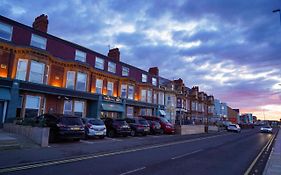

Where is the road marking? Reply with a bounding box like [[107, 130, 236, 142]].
[[171, 149, 203, 160], [244, 133, 276, 175], [119, 167, 146, 175], [0, 133, 231, 173]]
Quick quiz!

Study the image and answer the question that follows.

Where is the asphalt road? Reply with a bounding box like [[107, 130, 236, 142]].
[[1, 127, 276, 175]]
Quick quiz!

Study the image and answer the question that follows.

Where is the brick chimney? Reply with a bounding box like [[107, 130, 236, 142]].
[[148, 67, 159, 76], [33, 14, 48, 33], [108, 48, 120, 62]]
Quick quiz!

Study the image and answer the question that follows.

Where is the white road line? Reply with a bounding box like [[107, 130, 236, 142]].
[[171, 149, 203, 160], [120, 167, 146, 175]]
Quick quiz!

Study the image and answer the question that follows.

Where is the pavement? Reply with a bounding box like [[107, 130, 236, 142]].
[[263, 128, 281, 175], [0, 128, 274, 175]]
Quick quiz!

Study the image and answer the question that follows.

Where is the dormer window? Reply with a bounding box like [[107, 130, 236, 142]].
[[0, 22, 13, 41], [30, 34, 47, 50], [75, 50, 86, 62], [142, 74, 147, 83], [152, 77, 157, 86], [95, 57, 104, 70]]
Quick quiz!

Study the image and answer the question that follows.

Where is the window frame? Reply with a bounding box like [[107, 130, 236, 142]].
[[128, 85, 134, 100], [76, 72, 87, 91], [152, 77, 157, 86], [30, 34, 47, 50], [108, 62, 116, 73], [96, 79, 103, 94], [75, 50, 86, 62], [107, 81, 114, 96], [0, 21, 13, 41], [29, 60, 45, 84], [142, 74, 147, 83], [95, 57, 104, 70], [66, 71, 76, 90], [122, 66, 129, 76], [121, 84, 127, 98], [16, 59, 28, 81]]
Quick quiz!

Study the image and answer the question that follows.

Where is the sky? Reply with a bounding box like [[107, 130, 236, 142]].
[[1, 0, 281, 120]]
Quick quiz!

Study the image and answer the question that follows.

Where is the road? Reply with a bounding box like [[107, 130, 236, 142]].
[[0, 127, 276, 175]]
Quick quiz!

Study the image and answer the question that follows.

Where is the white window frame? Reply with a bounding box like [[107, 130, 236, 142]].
[[76, 72, 87, 91], [147, 90, 152, 103], [30, 34, 47, 50], [128, 85, 134, 100], [16, 59, 28, 81], [142, 74, 147, 83], [63, 100, 73, 115], [75, 50, 86, 62], [141, 89, 147, 102], [107, 81, 114, 96], [66, 71, 76, 89], [95, 57, 104, 70], [0, 22, 13, 41], [121, 84, 127, 98], [25, 95, 41, 117], [152, 77, 157, 86], [96, 79, 103, 94], [74, 101, 85, 117], [108, 62, 116, 73], [122, 66, 129, 76], [29, 61, 45, 84]]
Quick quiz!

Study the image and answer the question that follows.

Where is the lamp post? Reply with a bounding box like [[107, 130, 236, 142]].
[[273, 9, 281, 25]]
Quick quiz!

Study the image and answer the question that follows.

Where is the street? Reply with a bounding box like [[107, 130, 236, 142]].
[[0, 128, 277, 175]]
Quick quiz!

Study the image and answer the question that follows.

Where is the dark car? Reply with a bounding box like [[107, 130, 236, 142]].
[[140, 116, 175, 134], [103, 118, 131, 137], [125, 117, 150, 136], [147, 120, 163, 134], [36, 114, 85, 142]]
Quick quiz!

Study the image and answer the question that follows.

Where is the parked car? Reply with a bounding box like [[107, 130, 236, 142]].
[[140, 116, 175, 134], [103, 118, 131, 137], [227, 124, 241, 133], [35, 114, 85, 142], [125, 117, 150, 136], [82, 118, 106, 139], [147, 120, 163, 135], [260, 126, 273, 133]]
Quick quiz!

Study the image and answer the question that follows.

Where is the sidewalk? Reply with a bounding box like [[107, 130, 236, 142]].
[[263, 128, 281, 175]]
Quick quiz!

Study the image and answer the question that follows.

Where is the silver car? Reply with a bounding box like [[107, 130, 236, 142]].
[[82, 118, 107, 139], [227, 124, 241, 133], [260, 126, 273, 133]]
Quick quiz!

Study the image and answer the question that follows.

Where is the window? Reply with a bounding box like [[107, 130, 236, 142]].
[[74, 101, 84, 117], [76, 72, 87, 91], [127, 106, 134, 118], [147, 90, 152, 103], [147, 109, 152, 116], [152, 77, 157, 86], [121, 84, 127, 98], [25, 95, 41, 118], [107, 81, 114, 96], [29, 61, 45, 84], [141, 89, 147, 102], [158, 92, 164, 105], [142, 74, 147, 83], [66, 71, 75, 89], [16, 59, 28, 81], [122, 66, 129, 76], [63, 100, 72, 115], [108, 62, 116, 73], [95, 57, 104, 70], [30, 34, 47, 50], [153, 92, 157, 104], [96, 79, 103, 94], [75, 50, 86, 62], [0, 22, 12, 41], [128, 85, 134, 100]]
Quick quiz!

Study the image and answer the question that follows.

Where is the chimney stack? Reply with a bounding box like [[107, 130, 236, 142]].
[[33, 14, 48, 33], [108, 48, 120, 62], [148, 67, 159, 76]]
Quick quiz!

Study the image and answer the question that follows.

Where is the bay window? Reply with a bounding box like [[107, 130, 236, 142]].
[[16, 59, 28, 81], [121, 84, 127, 98], [107, 81, 114, 96], [29, 61, 45, 84], [128, 85, 134, 100], [76, 72, 87, 91], [153, 92, 158, 104], [66, 71, 75, 89], [96, 79, 103, 94], [141, 89, 147, 102], [147, 90, 152, 103]]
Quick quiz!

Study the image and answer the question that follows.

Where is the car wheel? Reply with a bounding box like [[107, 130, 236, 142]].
[[131, 130, 136, 137], [159, 129, 164, 134], [108, 130, 115, 138], [122, 134, 128, 137], [142, 133, 147, 136], [73, 138, 80, 142]]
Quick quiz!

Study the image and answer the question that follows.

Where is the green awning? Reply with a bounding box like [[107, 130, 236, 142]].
[[0, 88, 11, 100], [101, 103, 124, 112]]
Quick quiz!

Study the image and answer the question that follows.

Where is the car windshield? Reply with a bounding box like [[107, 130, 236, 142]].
[[138, 119, 148, 125], [160, 118, 170, 124], [60, 117, 82, 125], [264, 126, 271, 129], [89, 119, 104, 125], [113, 119, 127, 125]]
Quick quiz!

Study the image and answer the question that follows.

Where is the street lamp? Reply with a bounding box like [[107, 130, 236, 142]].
[[273, 9, 281, 25]]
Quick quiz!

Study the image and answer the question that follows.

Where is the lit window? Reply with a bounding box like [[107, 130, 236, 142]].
[[16, 59, 28, 81], [25, 95, 41, 118], [141, 89, 147, 102], [0, 22, 12, 41], [74, 101, 84, 117], [147, 90, 152, 103], [75, 50, 86, 62], [29, 61, 45, 84], [108, 62, 116, 73], [66, 71, 75, 89], [142, 74, 147, 83], [122, 66, 129, 76], [128, 85, 134, 100], [63, 100, 72, 115], [95, 57, 104, 70], [30, 34, 47, 50], [96, 79, 103, 94], [121, 84, 127, 98], [107, 81, 114, 96], [152, 77, 157, 86], [76, 72, 87, 91]]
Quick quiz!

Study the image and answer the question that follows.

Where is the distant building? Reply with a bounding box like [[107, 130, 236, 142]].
[[240, 113, 253, 124], [227, 106, 239, 123], [213, 99, 228, 122]]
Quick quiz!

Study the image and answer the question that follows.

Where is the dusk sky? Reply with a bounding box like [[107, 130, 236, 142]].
[[1, 0, 281, 120]]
